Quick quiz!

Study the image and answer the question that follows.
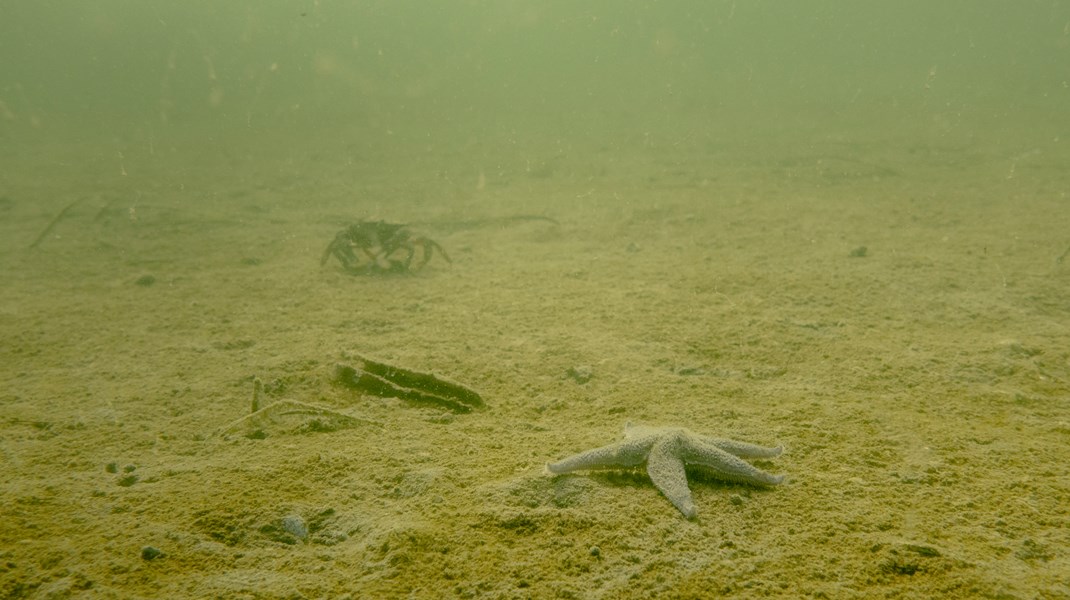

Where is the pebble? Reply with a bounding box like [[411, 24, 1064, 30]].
[[566, 365, 593, 384], [281, 514, 308, 541], [141, 546, 163, 561]]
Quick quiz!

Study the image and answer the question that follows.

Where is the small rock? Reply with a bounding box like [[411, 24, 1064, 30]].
[[566, 365, 592, 384], [281, 515, 308, 541], [140, 546, 163, 561]]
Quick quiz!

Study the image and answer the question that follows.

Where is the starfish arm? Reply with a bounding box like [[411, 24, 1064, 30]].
[[546, 437, 654, 474], [683, 440, 785, 487], [647, 438, 697, 519], [697, 435, 783, 459]]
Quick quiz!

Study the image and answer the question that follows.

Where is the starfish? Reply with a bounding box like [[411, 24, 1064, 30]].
[[547, 423, 785, 519]]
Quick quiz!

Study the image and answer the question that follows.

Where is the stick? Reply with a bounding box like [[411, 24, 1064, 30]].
[[334, 354, 485, 413], [29, 197, 84, 249]]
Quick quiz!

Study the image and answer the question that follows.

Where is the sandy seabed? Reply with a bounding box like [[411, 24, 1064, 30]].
[[1, 128, 1068, 599]]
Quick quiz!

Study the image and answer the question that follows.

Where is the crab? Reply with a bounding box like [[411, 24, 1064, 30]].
[[320, 220, 451, 274]]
